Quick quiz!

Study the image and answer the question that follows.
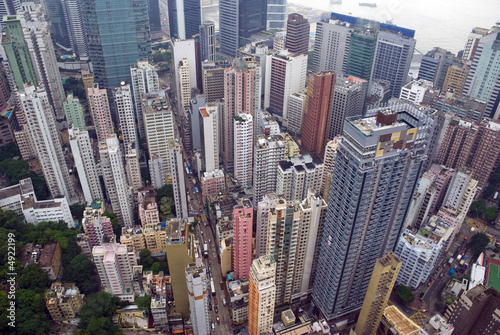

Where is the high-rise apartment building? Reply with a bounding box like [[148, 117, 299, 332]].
[[45, 282, 84, 322], [178, 58, 191, 108], [445, 285, 500, 335], [202, 61, 231, 102], [185, 263, 210, 335], [167, 0, 201, 40], [234, 113, 254, 188], [143, 92, 175, 183], [233, 199, 253, 280], [130, 60, 160, 139], [437, 118, 500, 188], [113, 82, 138, 151], [149, 155, 165, 189], [248, 254, 276, 335], [83, 212, 114, 248], [354, 253, 402, 335], [462, 27, 489, 61], [441, 58, 470, 95], [321, 138, 341, 201], [168, 139, 188, 219], [256, 193, 279, 259], [19, 85, 76, 202], [92, 243, 137, 297], [313, 106, 433, 321], [327, 75, 367, 141], [63, 94, 85, 131], [287, 90, 307, 136], [418, 48, 454, 89], [312, 17, 352, 74], [199, 21, 215, 62], [285, 13, 309, 55], [88, 84, 114, 143], [3, 5, 65, 119], [138, 188, 160, 227], [301, 71, 336, 156], [223, 58, 260, 171], [463, 31, 500, 118], [266, 50, 307, 125], [266, 0, 286, 32], [61, 0, 89, 59], [172, 39, 199, 106], [253, 134, 286, 207], [81, 0, 151, 90], [125, 146, 142, 192], [69, 127, 103, 204], [199, 104, 219, 173], [276, 154, 323, 203], [99, 135, 134, 227]]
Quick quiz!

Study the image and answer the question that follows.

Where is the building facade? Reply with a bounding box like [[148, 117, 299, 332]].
[[248, 255, 276, 335], [233, 199, 253, 280]]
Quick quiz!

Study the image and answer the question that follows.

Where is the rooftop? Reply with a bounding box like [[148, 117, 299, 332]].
[[39, 243, 60, 268], [383, 305, 421, 335]]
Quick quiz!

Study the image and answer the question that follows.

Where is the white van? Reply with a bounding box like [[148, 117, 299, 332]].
[[211, 323, 215, 330]]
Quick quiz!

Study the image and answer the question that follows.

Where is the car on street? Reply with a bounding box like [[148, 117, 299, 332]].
[[199, 208, 203, 213], [421, 309, 428, 313], [216, 315, 220, 323], [427, 282, 431, 287], [209, 239, 211, 244], [439, 273, 444, 278], [418, 292, 424, 299], [208, 303, 212, 310], [204, 222, 207, 227], [214, 297, 218, 305], [214, 306, 218, 313], [402, 306, 410, 313], [209, 259, 211, 265], [204, 240, 207, 245], [432, 272, 437, 277], [200, 230, 203, 235]]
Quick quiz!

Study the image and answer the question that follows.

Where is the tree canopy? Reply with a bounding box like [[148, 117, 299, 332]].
[[63, 254, 98, 295], [396, 285, 415, 304], [485, 206, 499, 222], [79, 292, 120, 331], [469, 199, 487, 217], [470, 232, 490, 255]]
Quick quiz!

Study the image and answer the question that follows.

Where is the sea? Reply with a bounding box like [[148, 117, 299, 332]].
[[288, 0, 499, 55]]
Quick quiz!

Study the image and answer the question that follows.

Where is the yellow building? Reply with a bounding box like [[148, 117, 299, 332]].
[[45, 283, 84, 321], [81, 70, 94, 93], [248, 255, 276, 335], [221, 237, 233, 276], [354, 252, 402, 335], [144, 223, 167, 253], [378, 305, 420, 335], [442, 60, 469, 95], [281, 133, 300, 158], [120, 227, 146, 253]]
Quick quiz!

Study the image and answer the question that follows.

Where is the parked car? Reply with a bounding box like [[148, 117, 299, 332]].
[[418, 292, 424, 299], [402, 306, 410, 313], [421, 309, 428, 313], [427, 282, 431, 287], [216, 315, 220, 323], [439, 273, 444, 278], [214, 297, 218, 305], [214, 306, 218, 313]]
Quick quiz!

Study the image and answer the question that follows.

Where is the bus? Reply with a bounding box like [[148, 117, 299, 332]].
[[210, 278, 215, 296], [203, 244, 208, 258]]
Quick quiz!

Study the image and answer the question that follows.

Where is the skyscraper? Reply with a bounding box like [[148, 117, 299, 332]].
[[178, 58, 191, 108], [233, 199, 253, 280], [201, 61, 231, 102], [266, 0, 286, 32], [312, 17, 352, 74], [462, 27, 489, 61], [148, 0, 162, 39], [46, 0, 71, 50], [81, 0, 151, 90], [99, 135, 134, 227], [219, 0, 239, 57], [301, 71, 336, 156], [346, 23, 378, 81], [63, 94, 86, 131], [185, 263, 210, 335], [0, 0, 20, 30], [167, 0, 201, 40], [252, 134, 286, 207], [418, 48, 454, 89], [276, 155, 323, 203], [266, 50, 307, 125], [88, 84, 114, 143], [354, 253, 402, 335], [168, 139, 188, 219], [69, 126, 103, 204], [199, 104, 219, 173], [223, 58, 260, 171], [285, 13, 309, 55], [234, 113, 254, 189], [313, 106, 433, 321], [61, 0, 89, 59], [143, 92, 175, 183], [19, 85, 77, 202], [130, 60, 159, 139], [248, 254, 276, 335], [113, 83, 138, 151], [3, 5, 66, 119], [287, 90, 307, 136], [239, 0, 267, 44], [199, 21, 215, 62]]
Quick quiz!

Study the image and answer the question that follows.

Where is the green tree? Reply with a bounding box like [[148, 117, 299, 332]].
[[135, 295, 152, 312], [470, 232, 491, 255], [485, 206, 499, 222], [70, 203, 86, 221], [86, 317, 120, 335], [79, 292, 119, 329], [155, 184, 173, 200], [442, 294, 458, 309], [396, 285, 415, 304], [483, 185, 496, 198], [139, 249, 154, 270], [0, 142, 20, 161], [159, 197, 174, 221], [63, 254, 98, 295], [18, 264, 51, 292], [63, 77, 86, 99], [150, 260, 169, 275], [490, 172, 500, 187], [469, 199, 487, 217]]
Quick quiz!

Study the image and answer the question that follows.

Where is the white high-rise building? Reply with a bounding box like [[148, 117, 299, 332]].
[[248, 255, 276, 335], [252, 134, 286, 207], [69, 126, 103, 204], [199, 104, 219, 173], [172, 39, 198, 109], [312, 18, 352, 74], [265, 50, 307, 125], [168, 139, 188, 219], [266, 0, 287, 32], [185, 263, 210, 335], [19, 84, 77, 203], [99, 135, 134, 227], [178, 58, 191, 108], [321, 138, 341, 201], [143, 92, 175, 183], [199, 20, 215, 62], [287, 90, 307, 136], [149, 154, 166, 189], [92, 243, 137, 298], [125, 146, 142, 192], [256, 193, 279, 259], [130, 60, 160, 139], [234, 113, 253, 189], [276, 155, 324, 202], [443, 168, 478, 213], [113, 82, 138, 151], [61, 0, 88, 59], [19, 3, 66, 119]]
